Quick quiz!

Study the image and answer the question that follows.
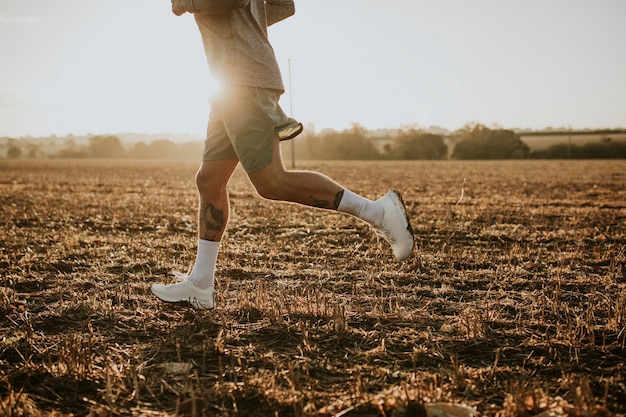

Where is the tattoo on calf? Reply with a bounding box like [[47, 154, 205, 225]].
[[200, 203, 225, 240], [333, 190, 344, 210], [309, 195, 330, 209]]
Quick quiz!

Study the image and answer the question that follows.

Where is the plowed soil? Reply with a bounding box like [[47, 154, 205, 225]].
[[1, 159, 625, 416]]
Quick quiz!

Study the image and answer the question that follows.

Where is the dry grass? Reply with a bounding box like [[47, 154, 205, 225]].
[[1, 159, 625, 416]]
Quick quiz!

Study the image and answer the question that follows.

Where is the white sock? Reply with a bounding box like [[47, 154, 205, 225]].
[[337, 189, 384, 226], [187, 239, 220, 290]]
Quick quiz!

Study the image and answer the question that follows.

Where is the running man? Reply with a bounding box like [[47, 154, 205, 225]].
[[151, 0, 414, 309]]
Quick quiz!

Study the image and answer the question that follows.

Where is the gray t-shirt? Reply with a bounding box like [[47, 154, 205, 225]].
[[194, 0, 295, 92]]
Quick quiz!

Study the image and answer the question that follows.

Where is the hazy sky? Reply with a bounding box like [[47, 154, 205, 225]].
[[1, 0, 625, 137]]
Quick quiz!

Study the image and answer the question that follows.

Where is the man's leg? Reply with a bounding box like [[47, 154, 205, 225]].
[[249, 138, 346, 209], [195, 159, 239, 241], [186, 158, 239, 288], [248, 138, 414, 260], [151, 159, 238, 309]]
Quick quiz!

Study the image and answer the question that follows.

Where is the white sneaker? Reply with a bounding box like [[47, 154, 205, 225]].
[[151, 276, 215, 310], [375, 190, 415, 261]]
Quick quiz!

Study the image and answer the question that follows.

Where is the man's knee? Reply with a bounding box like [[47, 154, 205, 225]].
[[195, 170, 218, 201], [195, 168, 214, 190], [195, 159, 237, 198]]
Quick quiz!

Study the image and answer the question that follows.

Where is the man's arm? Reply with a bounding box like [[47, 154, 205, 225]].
[[266, 0, 295, 26]]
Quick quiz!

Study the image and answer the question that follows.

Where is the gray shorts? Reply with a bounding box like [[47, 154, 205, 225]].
[[202, 86, 301, 173]]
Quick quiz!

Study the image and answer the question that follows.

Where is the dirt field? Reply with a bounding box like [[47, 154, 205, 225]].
[[1, 159, 625, 416]]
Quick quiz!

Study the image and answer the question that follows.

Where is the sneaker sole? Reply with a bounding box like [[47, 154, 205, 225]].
[[390, 189, 414, 238], [151, 286, 215, 310], [388, 189, 415, 260]]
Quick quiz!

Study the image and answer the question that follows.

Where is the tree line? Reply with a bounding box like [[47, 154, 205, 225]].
[[3, 124, 626, 160], [3, 136, 204, 160]]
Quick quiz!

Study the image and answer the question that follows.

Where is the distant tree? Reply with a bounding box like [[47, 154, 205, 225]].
[[532, 143, 582, 159], [581, 142, 612, 158], [178, 141, 204, 159], [581, 141, 626, 158], [607, 141, 626, 158], [306, 124, 380, 160], [89, 135, 124, 158], [392, 130, 447, 160], [147, 139, 178, 159], [532, 140, 626, 159], [128, 139, 202, 159], [129, 141, 150, 158], [7, 144, 22, 158], [26, 143, 44, 158], [56, 137, 89, 158], [452, 125, 530, 159]]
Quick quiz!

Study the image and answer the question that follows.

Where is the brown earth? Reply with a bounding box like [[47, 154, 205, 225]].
[[1, 159, 625, 416]]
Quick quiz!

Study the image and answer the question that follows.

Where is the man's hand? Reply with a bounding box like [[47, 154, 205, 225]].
[[172, 0, 187, 16]]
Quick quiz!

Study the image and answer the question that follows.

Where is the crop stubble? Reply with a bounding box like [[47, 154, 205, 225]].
[[1, 159, 625, 416]]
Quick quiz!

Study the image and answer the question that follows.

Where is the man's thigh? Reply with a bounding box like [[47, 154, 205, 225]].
[[213, 87, 288, 174], [202, 119, 238, 163]]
